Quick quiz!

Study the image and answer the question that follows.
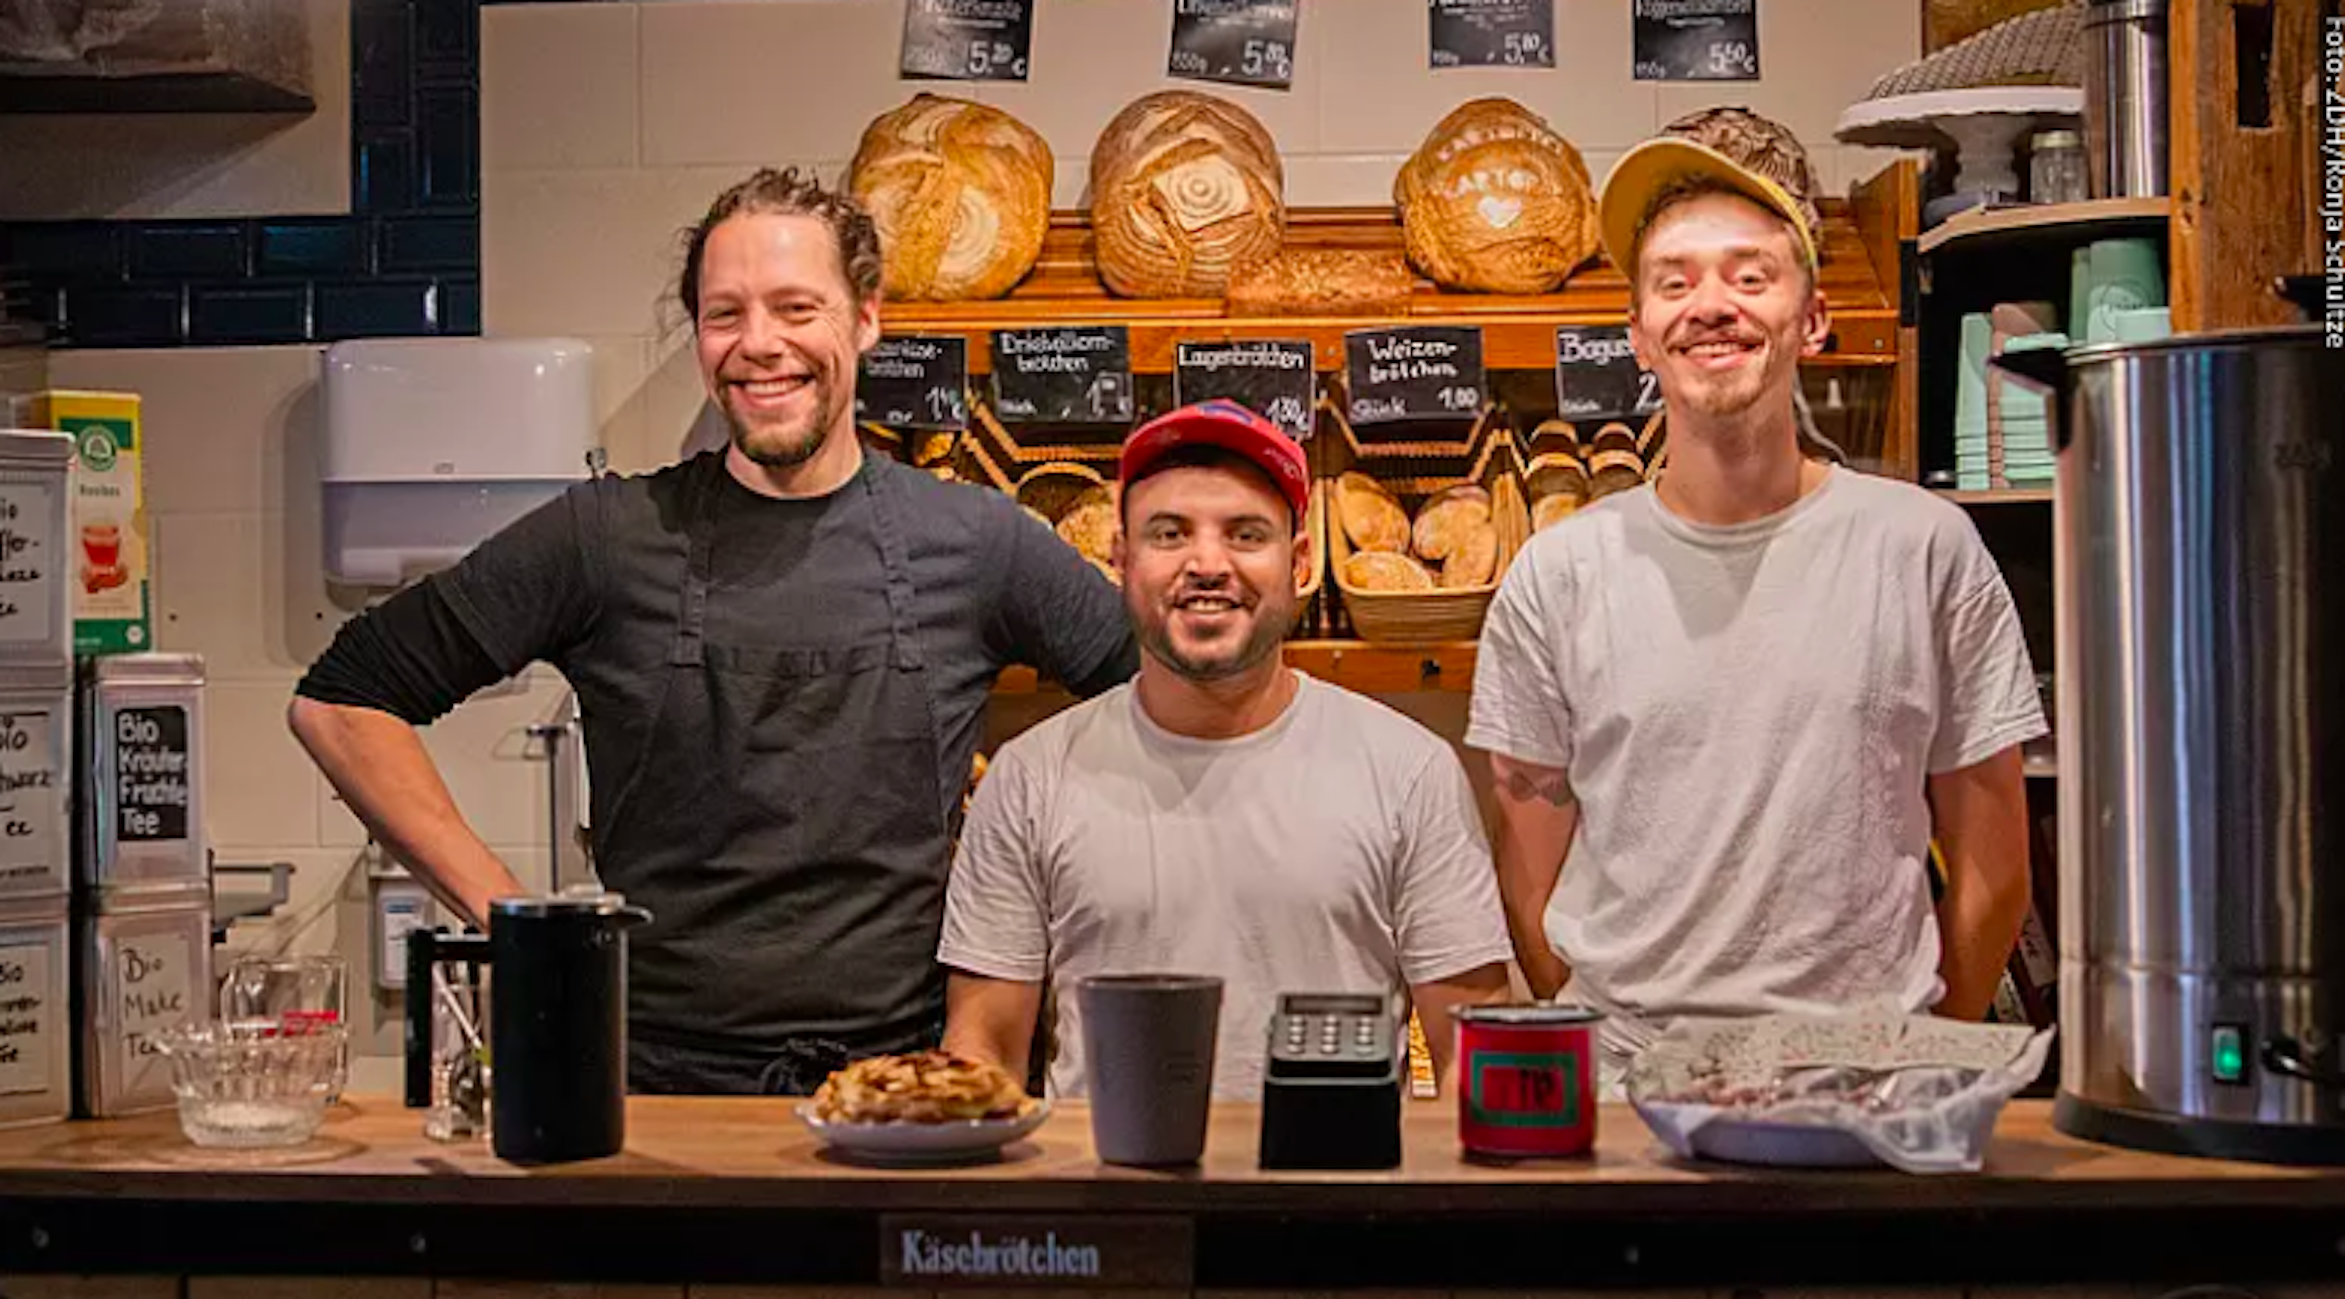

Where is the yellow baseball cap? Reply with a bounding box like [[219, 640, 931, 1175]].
[[1598, 136, 1819, 283]]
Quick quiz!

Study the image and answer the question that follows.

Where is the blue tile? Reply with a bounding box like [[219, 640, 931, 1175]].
[[1, 222, 125, 282], [258, 219, 370, 276], [316, 278, 438, 338], [355, 131, 416, 214], [379, 214, 477, 272], [189, 283, 310, 344], [352, 1, 414, 129], [417, 88, 478, 207], [66, 285, 184, 348], [128, 223, 248, 278], [440, 277, 480, 334]]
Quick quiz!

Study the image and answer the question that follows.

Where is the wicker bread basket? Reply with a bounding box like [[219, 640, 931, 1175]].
[[1326, 403, 1528, 644]]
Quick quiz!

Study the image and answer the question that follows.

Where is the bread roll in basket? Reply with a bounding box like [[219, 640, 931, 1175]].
[[1088, 90, 1286, 298], [1393, 97, 1600, 295], [848, 93, 1053, 301]]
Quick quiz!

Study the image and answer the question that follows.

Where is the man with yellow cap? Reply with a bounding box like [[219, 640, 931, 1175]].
[[1466, 135, 2046, 1093]]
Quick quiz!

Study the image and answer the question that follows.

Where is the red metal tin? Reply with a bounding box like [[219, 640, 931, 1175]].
[[1455, 1005, 1603, 1157]]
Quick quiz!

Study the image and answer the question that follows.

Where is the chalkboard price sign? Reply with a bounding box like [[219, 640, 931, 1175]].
[[901, 0, 1033, 82], [1553, 325, 1662, 423], [1344, 326, 1486, 426], [990, 327, 1136, 424], [1429, 0, 1554, 68], [857, 336, 971, 431], [1632, 0, 1760, 81], [1173, 340, 1316, 440], [1169, 0, 1297, 90], [113, 705, 190, 844]]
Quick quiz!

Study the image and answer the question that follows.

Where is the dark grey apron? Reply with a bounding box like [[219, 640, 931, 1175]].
[[598, 453, 951, 1095]]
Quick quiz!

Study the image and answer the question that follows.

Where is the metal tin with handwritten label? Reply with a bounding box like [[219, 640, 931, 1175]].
[[77, 882, 211, 1117], [79, 653, 207, 891], [0, 431, 74, 668], [0, 665, 71, 899], [0, 892, 70, 1129], [1455, 1005, 1602, 1157]]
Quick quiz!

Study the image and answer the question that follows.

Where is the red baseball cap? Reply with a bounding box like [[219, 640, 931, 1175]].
[[1119, 399, 1310, 524]]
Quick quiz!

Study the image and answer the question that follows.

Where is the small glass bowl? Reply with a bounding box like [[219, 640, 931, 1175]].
[[157, 1018, 347, 1149]]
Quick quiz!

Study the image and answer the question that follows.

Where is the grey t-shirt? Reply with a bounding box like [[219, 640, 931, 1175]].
[[941, 674, 1515, 1099], [411, 450, 1136, 1052], [1467, 469, 2046, 1060]]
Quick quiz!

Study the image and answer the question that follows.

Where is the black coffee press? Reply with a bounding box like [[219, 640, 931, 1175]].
[[403, 890, 650, 1164]]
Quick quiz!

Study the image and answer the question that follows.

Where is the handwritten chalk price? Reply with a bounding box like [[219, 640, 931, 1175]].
[[1503, 31, 1547, 63], [1169, 48, 1208, 74], [967, 39, 1026, 77], [1439, 387, 1481, 412], [1262, 396, 1310, 429], [1707, 41, 1756, 76]]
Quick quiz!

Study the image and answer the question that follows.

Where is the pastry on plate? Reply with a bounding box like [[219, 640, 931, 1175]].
[[812, 1050, 1029, 1124]]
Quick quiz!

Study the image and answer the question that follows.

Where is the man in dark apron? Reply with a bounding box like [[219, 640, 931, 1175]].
[[291, 168, 1138, 1094]]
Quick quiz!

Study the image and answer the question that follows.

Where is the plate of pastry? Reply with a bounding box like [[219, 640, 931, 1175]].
[[798, 1051, 1049, 1163]]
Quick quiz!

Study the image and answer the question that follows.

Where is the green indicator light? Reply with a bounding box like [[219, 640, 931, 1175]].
[[2211, 1026, 2247, 1084]]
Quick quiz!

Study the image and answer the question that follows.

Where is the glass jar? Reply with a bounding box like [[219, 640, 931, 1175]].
[[2030, 129, 2089, 206]]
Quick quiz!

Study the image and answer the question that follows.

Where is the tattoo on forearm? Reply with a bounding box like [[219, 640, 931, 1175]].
[[1501, 765, 1576, 808]]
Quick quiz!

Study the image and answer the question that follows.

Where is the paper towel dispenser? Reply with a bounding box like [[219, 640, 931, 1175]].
[[321, 338, 597, 587]]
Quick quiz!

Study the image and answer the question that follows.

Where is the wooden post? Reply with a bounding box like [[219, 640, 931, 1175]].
[[1854, 159, 1922, 482], [2168, 0, 2331, 330]]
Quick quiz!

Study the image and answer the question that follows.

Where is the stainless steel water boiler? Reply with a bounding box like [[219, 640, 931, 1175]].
[[1997, 325, 2345, 1163]]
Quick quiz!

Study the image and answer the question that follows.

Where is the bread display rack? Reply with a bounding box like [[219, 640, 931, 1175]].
[[941, 161, 1919, 692]]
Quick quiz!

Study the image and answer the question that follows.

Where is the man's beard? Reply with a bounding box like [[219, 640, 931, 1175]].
[[1668, 322, 1804, 422], [726, 370, 846, 469], [1134, 586, 1293, 683]]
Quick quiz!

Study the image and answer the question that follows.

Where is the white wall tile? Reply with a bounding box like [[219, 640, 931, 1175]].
[[975, 0, 1323, 186], [484, 3, 643, 174], [583, 335, 655, 473], [1653, 0, 1920, 147], [154, 512, 279, 678], [641, 1, 904, 168], [635, 332, 723, 472], [1283, 154, 1411, 208], [1320, 0, 1657, 157], [0, 0, 352, 220], [205, 679, 329, 849], [483, 168, 745, 338], [49, 345, 323, 520]]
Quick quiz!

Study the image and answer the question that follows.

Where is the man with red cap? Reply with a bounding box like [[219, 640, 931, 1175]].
[[940, 399, 1512, 1099]]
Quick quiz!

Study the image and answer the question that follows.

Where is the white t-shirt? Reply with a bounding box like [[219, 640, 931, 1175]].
[[941, 673, 1515, 1099], [1465, 468, 2046, 1060]]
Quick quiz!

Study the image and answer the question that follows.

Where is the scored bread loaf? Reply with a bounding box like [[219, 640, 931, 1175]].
[[848, 94, 1053, 301], [1337, 472, 1412, 554], [1344, 550, 1436, 593], [1440, 521, 1500, 588], [1226, 249, 1415, 316], [1090, 90, 1286, 298], [1393, 97, 1600, 294], [1411, 484, 1492, 562]]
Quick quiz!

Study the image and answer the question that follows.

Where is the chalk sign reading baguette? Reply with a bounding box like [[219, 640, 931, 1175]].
[[1174, 340, 1316, 441], [1632, 0, 1760, 81], [900, 0, 1032, 81], [1169, 0, 1297, 90], [1343, 326, 1486, 426], [990, 327, 1135, 424], [1430, 0, 1554, 68], [858, 336, 970, 431], [1553, 325, 1663, 422]]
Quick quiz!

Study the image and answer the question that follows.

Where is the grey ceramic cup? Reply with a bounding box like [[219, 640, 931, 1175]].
[[1076, 973, 1223, 1166]]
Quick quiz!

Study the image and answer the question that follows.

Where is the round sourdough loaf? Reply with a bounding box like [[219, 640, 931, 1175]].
[[1089, 90, 1286, 298], [1394, 97, 1599, 294], [849, 93, 1053, 301]]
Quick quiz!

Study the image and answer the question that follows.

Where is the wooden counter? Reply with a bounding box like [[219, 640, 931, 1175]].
[[1, 1099, 2341, 1289]]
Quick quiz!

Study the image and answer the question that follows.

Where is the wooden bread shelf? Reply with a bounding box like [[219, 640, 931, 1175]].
[[995, 638, 1479, 695], [1936, 487, 2055, 505], [1917, 197, 2172, 256], [886, 200, 1903, 371]]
